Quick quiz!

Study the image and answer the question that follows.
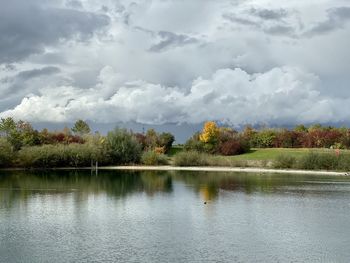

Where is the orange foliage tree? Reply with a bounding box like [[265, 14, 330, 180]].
[[199, 121, 219, 144]]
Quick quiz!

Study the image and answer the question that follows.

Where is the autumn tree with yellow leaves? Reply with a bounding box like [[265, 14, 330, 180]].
[[199, 121, 220, 144]]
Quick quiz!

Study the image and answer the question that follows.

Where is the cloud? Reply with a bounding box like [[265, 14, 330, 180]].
[[0, 0, 110, 63], [249, 8, 288, 20], [148, 31, 199, 52], [0, 66, 61, 98], [16, 67, 61, 81], [2, 66, 349, 125], [224, 5, 350, 38], [223, 8, 299, 37], [1, 0, 350, 128], [305, 7, 350, 36]]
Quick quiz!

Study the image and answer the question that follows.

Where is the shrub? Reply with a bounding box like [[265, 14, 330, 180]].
[[106, 128, 142, 164], [135, 130, 175, 153], [154, 146, 166, 154], [337, 154, 350, 171], [173, 151, 212, 166], [0, 138, 13, 167], [158, 132, 175, 153], [218, 139, 250, 156], [17, 144, 103, 168], [141, 151, 168, 165], [297, 152, 339, 170], [184, 133, 206, 152], [273, 130, 300, 148], [273, 154, 296, 169], [272, 151, 350, 171], [173, 151, 250, 167], [295, 152, 350, 171], [252, 129, 276, 148]]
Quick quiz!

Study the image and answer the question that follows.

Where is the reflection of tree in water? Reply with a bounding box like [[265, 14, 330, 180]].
[[199, 184, 218, 202], [0, 170, 173, 209], [0, 170, 342, 208], [171, 171, 337, 201]]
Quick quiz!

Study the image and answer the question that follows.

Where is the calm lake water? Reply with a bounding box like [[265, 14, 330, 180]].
[[0, 170, 350, 263]]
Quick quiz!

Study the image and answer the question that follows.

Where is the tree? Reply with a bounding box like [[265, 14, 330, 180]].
[[71, 120, 91, 135], [294, 124, 307, 132], [0, 117, 16, 137], [145, 129, 158, 149], [106, 128, 142, 164], [0, 138, 13, 167], [158, 132, 175, 153], [16, 121, 40, 146], [199, 121, 219, 144]]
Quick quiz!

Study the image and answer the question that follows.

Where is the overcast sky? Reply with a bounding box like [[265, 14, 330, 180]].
[[1, 0, 350, 127]]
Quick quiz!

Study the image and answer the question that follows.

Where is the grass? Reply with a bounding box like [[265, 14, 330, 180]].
[[173, 151, 249, 167], [228, 148, 349, 161], [169, 146, 350, 170], [169, 146, 349, 161]]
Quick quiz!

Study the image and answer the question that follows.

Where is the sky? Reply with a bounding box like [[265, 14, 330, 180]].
[[1, 0, 350, 130]]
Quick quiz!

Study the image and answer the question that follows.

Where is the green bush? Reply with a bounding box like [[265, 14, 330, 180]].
[[0, 138, 14, 167], [158, 132, 175, 153], [271, 151, 350, 171], [251, 129, 276, 148], [296, 152, 337, 170], [337, 154, 350, 171], [17, 144, 103, 168], [273, 154, 296, 169], [106, 128, 142, 164], [173, 151, 250, 167], [141, 151, 168, 165], [272, 151, 350, 171], [173, 151, 212, 166], [184, 133, 206, 152]]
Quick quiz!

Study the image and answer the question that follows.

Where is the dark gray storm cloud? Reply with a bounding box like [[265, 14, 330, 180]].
[[0, 0, 110, 63]]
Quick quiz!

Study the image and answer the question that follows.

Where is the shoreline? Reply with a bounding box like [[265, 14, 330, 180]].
[[100, 166, 348, 176], [1, 165, 349, 176]]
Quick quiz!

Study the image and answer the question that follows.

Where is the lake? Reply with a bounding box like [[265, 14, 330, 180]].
[[0, 170, 350, 262]]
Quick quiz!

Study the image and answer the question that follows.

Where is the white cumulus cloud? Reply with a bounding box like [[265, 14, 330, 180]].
[[2, 66, 349, 125]]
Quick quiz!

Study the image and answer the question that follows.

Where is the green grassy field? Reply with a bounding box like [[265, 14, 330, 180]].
[[170, 146, 349, 162]]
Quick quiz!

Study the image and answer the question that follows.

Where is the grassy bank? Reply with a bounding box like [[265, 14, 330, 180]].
[[170, 147, 350, 172], [170, 147, 350, 161]]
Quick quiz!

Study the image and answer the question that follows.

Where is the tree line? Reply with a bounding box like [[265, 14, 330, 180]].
[[0, 117, 174, 168], [184, 122, 350, 155]]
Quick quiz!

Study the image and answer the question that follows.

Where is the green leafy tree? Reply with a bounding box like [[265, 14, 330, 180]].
[[252, 129, 276, 148], [0, 117, 16, 137], [71, 120, 91, 135], [145, 129, 158, 149], [0, 138, 13, 167], [158, 132, 175, 153], [17, 121, 40, 146], [294, 124, 307, 132], [106, 128, 142, 164]]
